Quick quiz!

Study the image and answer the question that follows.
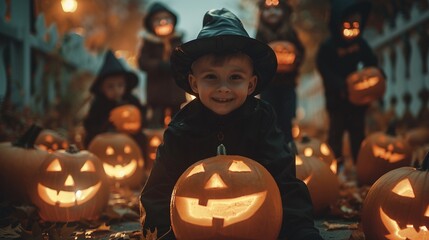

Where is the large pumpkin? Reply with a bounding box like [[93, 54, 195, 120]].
[[35, 129, 69, 153], [346, 67, 386, 106], [295, 155, 339, 215], [109, 104, 142, 134], [30, 145, 109, 222], [170, 145, 282, 240], [88, 132, 145, 188], [361, 152, 429, 240], [356, 124, 412, 186], [268, 41, 297, 73], [295, 135, 337, 174], [0, 125, 49, 203]]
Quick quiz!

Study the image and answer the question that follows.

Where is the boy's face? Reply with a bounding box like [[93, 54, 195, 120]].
[[188, 54, 257, 115], [101, 75, 126, 102]]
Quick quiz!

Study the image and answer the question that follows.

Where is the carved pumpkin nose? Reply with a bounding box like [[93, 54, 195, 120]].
[[64, 175, 75, 186], [204, 173, 227, 189], [117, 155, 123, 163]]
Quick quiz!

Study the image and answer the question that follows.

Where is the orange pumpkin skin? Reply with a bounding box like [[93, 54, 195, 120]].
[[0, 125, 49, 203], [295, 155, 339, 215], [35, 129, 69, 153], [295, 135, 337, 174], [88, 132, 145, 188], [30, 146, 109, 222], [170, 153, 282, 240], [347, 67, 386, 106], [109, 104, 142, 134], [361, 153, 429, 240], [268, 41, 297, 73], [356, 130, 412, 186]]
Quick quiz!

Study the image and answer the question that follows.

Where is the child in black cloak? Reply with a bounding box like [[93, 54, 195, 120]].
[[255, 0, 305, 144], [316, 0, 381, 170], [83, 50, 148, 162], [137, 2, 186, 128], [140, 8, 322, 240]]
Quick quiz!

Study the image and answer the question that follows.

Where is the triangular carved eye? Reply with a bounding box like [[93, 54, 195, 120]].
[[391, 179, 415, 198], [80, 160, 96, 172], [320, 144, 331, 156], [106, 146, 115, 155], [47, 159, 62, 172], [425, 205, 429, 217], [187, 163, 205, 178], [296, 156, 303, 166], [228, 160, 251, 172]]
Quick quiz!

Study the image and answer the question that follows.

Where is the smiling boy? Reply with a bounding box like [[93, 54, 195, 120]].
[[140, 8, 322, 240]]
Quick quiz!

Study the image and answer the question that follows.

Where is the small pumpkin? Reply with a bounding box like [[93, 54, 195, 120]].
[[109, 104, 142, 134], [295, 135, 337, 174], [361, 152, 429, 240], [30, 145, 109, 222], [295, 155, 339, 215], [268, 41, 297, 73], [0, 125, 49, 203], [347, 67, 386, 106], [170, 145, 282, 240], [35, 129, 69, 153], [143, 128, 164, 173], [356, 123, 412, 186], [88, 132, 145, 188]]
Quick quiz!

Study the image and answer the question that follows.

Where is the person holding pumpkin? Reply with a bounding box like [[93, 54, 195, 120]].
[[255, 0, 305, 144], [83, 50, 148, 165], [137, 2, 186, 128], [140, 8, 322, 240], [316, 0, 383, 172]]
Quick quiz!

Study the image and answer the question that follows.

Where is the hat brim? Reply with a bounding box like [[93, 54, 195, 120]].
[[171, 35, 277, 96]]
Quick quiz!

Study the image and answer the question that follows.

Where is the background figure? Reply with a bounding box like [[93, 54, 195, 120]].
[[316, 0, 379, 169], [137, 2, 186, 128], [83, 50, 148, 160], [255, 0, 305, 144]]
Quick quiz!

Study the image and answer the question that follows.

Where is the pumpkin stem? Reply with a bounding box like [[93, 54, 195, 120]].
[[217, 144, 226, 155], [66, 144, 80, 154], [420, 152, 429, 171], [12, 124, 43, 148]]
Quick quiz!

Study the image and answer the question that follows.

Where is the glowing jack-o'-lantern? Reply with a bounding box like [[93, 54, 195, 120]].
[[170, 145, 282, 240], [35, 129, 69, 153], [268, 41, 297, 73], [88, 132, 145, 188], [295, 135, 337, 174], [295, 155, 339, 215], [362, 152, 429, 240], [356, 124, 412, 186], [110, 104, 142, 134], [0, 125, 49, 203], [347, 67, 386, 106], [143, 128, 165, 172], [264, 0, 279, 7], [342, 13, 361, 40], [152, 11, 174, 37], [30, 145, 109, 222]]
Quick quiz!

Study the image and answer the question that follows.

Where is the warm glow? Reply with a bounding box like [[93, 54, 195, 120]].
[[372, 145, 405, 163], [45, 135, 53, 143], [354, 76, 379, 90], [304, 148, 313, 157], [80, 160, 96, 172], [47, 159, 62, 172], [175, 191, 267, 227], [320, 144, 331, 156], [265, 0, 279, 6], [342, 21, 360, 39], [106, 146, 115, 155], [154, 23, 174, 36], [296, 156, 303, 165], [150, 136, 161, 147], [37, 182, 101, 207], [122, 110, 130, 118], [124, 145, 131, 154], [330, 160, 337, 174], [303, 174, 313, 185], [228, 160, 252, 172], [61, 0, 77, 13], [391, 179, 415, 198], [64, 175, 75, 186], [425, 206, 429, 217], [187, 164, 205, 177], [102, 159, 137, 179], [380, 207, 429, 240], [204, 173, 227, 189], [292, 124, 300, 138]]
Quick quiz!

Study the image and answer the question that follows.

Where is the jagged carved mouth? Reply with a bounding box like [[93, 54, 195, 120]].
[[372, 145, 405, 163], [37, 182, 101, 207], [380, 207, 429, 240], [175, 191, 267, 227], [103, 159, 137, 179]]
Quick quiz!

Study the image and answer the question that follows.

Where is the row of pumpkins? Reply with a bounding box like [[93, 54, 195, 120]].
[[1, 122, 428, 239]]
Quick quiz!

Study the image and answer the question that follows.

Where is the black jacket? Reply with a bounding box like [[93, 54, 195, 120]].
[[140, 97, 322, 240]]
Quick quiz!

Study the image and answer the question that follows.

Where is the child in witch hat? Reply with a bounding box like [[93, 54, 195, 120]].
[[83, 50, 148, 167], [139, 8, 322, 240]]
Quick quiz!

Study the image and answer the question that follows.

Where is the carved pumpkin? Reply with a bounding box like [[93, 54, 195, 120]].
[[356, 124, 412, 186], [170, 145, 282, 240], [295, 135, 337, 174], [152, 11, 174, 37], [143, 128, 164, 172], [0, 125, 49, 203], [88, 132, 145, 188], [35, 129, 69, 153], [109, 104, 142, 134], [295, 155, 339, 215], [347, 67, 386, 106], [30, 145, 109, 222], [361, 152, 429, 240], [268, 41, 297, 73], [342, 13, 361, 40]]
